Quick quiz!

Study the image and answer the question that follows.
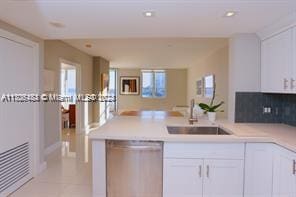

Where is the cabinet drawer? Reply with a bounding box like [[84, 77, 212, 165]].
[[164, 142, 245, 159]]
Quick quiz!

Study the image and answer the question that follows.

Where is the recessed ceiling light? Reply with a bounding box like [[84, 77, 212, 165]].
[[49, 21, 65, 28], [85, 44, 92, 48], [224, 11, 237, 17], [143, 11, 155, 17]]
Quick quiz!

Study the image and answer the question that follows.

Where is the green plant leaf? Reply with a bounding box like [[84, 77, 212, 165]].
[[211, 101, 224, 111], [199, 103, 210, 111]]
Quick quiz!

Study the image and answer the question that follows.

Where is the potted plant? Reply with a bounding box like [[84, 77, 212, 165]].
[[198, 82, 224, 122]]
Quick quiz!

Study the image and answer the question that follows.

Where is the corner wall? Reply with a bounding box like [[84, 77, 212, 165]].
[[44, 40, 93, 148], [187, 46, 229, 118], [93, 57, 110, 123], [228, 34, 261, 122]]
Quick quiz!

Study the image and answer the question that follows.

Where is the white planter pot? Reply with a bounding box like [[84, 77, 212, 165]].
[[207, 112, 216, 123]]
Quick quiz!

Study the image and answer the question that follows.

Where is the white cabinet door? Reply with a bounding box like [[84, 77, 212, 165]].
[[273, 147, 296, 197], [163, 158, 203, 197], [203, 159, 244, 197], [244, 143, 274, 197], [261, 28, 293, 93]]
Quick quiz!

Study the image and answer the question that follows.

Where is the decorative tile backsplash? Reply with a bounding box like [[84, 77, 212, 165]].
[[235, 92, 296, 126]]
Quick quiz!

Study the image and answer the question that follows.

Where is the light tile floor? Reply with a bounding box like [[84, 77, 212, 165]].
[[10, 129, 93, 197]]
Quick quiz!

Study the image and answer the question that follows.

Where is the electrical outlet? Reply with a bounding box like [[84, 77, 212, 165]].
[[263, 107, 267, 113], [263, 107, 272, 114]]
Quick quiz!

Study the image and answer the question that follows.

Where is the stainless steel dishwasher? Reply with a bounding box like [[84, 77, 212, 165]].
[[106, 140, 163, 197]]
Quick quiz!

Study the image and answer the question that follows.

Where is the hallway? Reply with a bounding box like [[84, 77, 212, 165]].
[[11, 130, 92, 197]]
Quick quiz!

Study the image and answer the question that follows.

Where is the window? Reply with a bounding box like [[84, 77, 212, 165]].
[[204, 75, 215, 98], [60, 65, 76, 109], [108, 68, 117, 112], [108, 69, 116, 96], [141, 70, 166, 98]]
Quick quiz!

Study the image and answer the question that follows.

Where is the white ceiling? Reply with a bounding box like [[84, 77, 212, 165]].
[[0, 0, 296, 39], [1, 0, 295, 68], [64, 38, 228, 68]]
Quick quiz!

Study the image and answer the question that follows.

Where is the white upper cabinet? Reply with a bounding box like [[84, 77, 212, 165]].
[[272, 146, 296, 197], [261, 28, 293, 93]]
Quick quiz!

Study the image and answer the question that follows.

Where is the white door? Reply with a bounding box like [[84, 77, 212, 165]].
[[203, 159, 244, 197], [244, 143, 274, 197], [163, 158, 203, 197], [273, 147, 296, 197], [293, 27, 296, 93], [261, 29, 293, 93], [0, 34, 37, 195]]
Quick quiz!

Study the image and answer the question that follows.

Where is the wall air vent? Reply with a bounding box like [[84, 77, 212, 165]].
[[0, 143, 30, 194]]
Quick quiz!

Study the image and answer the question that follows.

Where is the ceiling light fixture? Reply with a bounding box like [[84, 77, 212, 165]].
[[224, 11, 237, 17], [143, 11, 155, 17]]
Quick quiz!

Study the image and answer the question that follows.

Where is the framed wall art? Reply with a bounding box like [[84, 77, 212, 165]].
[[196, 78, 203, 97], [101, 73, 109, 92], [120, 76, 140, 95]]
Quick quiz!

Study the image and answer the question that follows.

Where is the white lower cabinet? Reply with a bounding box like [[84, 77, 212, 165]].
[[244, 143, 274, 197], [203, 159, 244, 197], [163, 143, 244, 197], [272, 146, 296, 197], [163, 158, 244, 197], [163, 142, 296, 197], [163, 159, 203, 197], [244, 143, 296, 197]]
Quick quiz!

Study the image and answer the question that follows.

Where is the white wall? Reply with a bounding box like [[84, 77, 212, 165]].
[[187, 46, 229, 118], [44, 40, 93, 148], [117, 68, 187, 112], [228, 33, 261, 122]]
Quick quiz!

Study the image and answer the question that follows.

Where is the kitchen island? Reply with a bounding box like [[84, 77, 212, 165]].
[[89, 115, 296, 197]]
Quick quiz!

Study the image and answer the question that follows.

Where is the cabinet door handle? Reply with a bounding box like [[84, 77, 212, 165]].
[[206, 165, 210, 178], [198, 165, 202, 178], [284, 78, 289, 90], [291, 78, 295, 90], [293, 160, 296, 175]]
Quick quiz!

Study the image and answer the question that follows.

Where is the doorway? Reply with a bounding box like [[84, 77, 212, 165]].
[[59, 59, 82, 140], [60, 62, 76, 147]]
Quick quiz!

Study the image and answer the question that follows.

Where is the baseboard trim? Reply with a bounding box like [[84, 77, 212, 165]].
[[44, 141, 62, 156], [37, 161, 47, 174]]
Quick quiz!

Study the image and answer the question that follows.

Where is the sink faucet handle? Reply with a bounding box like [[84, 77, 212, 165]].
[[191, 99, 195, 106], [189, 98, 198, 125]]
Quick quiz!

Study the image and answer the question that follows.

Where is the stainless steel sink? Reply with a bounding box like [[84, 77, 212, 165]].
[[167, 126, 231, 135]]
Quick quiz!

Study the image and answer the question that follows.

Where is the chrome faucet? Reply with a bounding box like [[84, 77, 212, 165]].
[[189, 99, 198, 125]]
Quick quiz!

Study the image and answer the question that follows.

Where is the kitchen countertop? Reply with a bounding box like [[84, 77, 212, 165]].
[[88, 115, 296, 153]]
